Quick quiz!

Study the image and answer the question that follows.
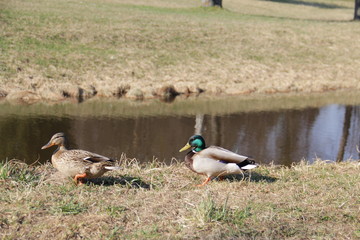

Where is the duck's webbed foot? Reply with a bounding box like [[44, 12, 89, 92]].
[[196, 177, 211, 187], [74, 173, 87, 185]]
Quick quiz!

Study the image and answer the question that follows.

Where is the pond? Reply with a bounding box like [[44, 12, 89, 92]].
[[1, 92, 360, 166]]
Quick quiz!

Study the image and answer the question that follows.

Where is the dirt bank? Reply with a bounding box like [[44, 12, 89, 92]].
[[1, 78, 358, 105]]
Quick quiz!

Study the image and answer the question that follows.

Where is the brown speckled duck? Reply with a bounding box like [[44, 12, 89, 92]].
[[41, 132, 120, 185], [179, 135, 258, 186]]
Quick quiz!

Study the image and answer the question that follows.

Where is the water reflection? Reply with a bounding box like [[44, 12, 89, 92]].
[[0, 102, 359, 166]]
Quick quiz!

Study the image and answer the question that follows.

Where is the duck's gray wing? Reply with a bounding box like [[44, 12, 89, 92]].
[[198, 146, 251, 164]]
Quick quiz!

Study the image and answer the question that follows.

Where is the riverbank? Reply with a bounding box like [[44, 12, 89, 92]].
[[0, 159, 359, 239], [1, 0, 360, 104]]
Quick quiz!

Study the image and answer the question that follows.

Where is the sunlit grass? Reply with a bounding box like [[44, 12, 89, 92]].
[[0, 160, 40, 183], [0, 161, 12, 180], [0, 158, 359, 239], [194, 195, 252, 226], [52, 201, 88, 215], [1, 0, 359, 101]]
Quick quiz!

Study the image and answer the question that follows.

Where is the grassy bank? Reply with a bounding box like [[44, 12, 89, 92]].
[[1, 158, 359, 239], [2, 90, 360, 118], [1, 0, 360, 103]]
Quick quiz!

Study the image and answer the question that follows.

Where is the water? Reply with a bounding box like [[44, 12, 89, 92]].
[[1, 93, 360, 166]]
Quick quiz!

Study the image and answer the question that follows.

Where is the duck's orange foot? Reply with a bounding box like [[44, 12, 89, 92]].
[[74, 173, 87, 185], [196, 177, 211, 187]]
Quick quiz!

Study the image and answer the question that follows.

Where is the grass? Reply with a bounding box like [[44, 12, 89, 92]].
[[0, 0, 360, 102], [0, 160, 40, 183], [0, 158, 359, 239], [194, 195, 252, 226]]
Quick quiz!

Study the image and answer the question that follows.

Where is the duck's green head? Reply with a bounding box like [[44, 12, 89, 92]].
[[179, 135, 206, 153]]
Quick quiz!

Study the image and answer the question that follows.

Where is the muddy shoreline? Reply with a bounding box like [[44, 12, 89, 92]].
[[0, 83, 356, 105]]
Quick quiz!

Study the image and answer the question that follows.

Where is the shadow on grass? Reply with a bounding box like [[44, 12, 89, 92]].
[[262, 0, 348, 9], [86, 176, 151, 189], [221, 172, 278, 183]]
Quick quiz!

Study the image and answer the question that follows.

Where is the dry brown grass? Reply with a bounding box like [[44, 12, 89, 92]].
[[1, 158, 359, 239], [1, 0, 360, 103]]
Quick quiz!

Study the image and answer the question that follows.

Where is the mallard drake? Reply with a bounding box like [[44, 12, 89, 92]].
[[179, 135, 257, 186], [41, 132, 120, 185]]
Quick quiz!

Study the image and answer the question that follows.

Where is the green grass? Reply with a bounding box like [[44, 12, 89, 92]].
[[105, 205, 127, 217], [0, 158, 359, 239], [0, 160, 40, 183], [0, 161, 12, 179], [0, 0, 359, 101], [53, 201, 88, 215], [194, 195, 252, 226]]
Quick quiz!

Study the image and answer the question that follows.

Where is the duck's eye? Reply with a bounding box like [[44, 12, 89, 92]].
[[53, 134, 64, 140]]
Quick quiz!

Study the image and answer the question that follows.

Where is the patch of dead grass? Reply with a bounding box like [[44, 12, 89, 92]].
[[0, 158, 359, 239]]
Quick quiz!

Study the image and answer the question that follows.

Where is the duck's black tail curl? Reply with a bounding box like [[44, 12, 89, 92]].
[[236, 158, 256, 168]]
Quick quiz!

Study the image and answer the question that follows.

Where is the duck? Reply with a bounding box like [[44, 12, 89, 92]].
[[179, 135, 257, 186], [41, 132, 120, 185]]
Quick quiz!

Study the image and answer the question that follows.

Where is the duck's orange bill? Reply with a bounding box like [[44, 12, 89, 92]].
[[179, 143, 191, 152], [41, 142, 54, 149]]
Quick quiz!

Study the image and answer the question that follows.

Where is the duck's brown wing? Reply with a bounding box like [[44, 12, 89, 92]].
[[198, 146, 251, 164], [65, 149, 114, 163]]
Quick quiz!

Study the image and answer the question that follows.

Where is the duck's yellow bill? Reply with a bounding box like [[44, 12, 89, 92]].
[[179, 143, 191, 152]]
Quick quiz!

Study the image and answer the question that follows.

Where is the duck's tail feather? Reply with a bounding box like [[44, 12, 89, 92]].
[[236, 158, 256, 167], [236, 158, 258, 170], [104, 166, 121, 171], [240, 164, 258, 170]]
